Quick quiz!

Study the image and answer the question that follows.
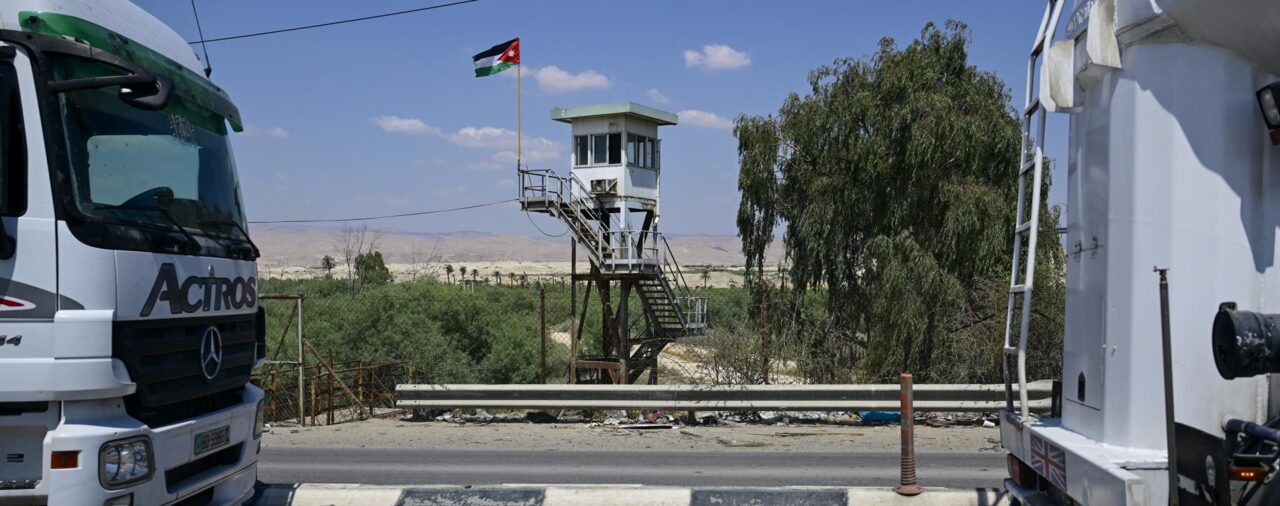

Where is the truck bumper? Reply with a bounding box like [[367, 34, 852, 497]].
[[0, 385, 262, 506], [1000, 410, 1168, 505]]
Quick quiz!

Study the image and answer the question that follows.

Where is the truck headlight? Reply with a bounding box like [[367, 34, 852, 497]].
[[99, 436, 153, 489], [254, 399, 265, 439]]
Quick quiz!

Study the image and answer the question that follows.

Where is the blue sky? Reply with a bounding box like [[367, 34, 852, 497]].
[[133, 0, 1069, 236]]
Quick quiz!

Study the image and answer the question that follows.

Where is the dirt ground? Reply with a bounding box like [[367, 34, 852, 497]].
[[262, 416, 1004, 454]]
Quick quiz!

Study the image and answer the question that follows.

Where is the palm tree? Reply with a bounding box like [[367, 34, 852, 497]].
[[444, 264, 454, 284], [492, 270, 502, 285], [700, 268, 711, 289], [459, 266, 467, 283]]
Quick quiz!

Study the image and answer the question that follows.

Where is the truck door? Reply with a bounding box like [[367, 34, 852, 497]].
[[0, 46, 63, 361]]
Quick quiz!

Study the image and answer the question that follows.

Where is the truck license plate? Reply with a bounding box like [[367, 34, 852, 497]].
[[194, 426, 230, 455]]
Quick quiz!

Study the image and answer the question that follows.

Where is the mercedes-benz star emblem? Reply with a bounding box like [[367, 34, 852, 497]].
[[199, 326, 223, 381]]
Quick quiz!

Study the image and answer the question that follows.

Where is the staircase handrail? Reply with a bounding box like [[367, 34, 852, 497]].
[[659, 235, 694, 299]]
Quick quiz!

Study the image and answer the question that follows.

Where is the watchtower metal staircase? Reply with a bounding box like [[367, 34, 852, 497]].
[[519, 169, 706, 384]]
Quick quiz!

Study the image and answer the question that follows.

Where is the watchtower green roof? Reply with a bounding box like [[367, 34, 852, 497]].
[[550, 102, 678, 126]]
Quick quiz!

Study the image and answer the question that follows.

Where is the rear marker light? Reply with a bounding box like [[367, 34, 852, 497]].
[[1230, 465, 1266, 482]]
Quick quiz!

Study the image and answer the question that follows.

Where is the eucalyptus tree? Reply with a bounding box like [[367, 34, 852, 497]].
[[734, 21, 1064, 383]]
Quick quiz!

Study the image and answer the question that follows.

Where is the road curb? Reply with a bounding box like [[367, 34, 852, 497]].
[[251, 484, 1011, 506]]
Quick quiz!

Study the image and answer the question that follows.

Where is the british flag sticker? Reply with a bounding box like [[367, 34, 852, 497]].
[[1030, 433, 1067, 489]]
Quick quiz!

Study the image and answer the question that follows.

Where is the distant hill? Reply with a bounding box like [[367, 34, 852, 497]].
[[251, 225, 782, 271]]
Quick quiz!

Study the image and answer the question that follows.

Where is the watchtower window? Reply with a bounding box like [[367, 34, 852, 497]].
[[576, 133, 623, 166], [591, 134, 607, 165], [607, 133, 621, 164], [575, 136, 588, 166], [627, 134, 656, 169]]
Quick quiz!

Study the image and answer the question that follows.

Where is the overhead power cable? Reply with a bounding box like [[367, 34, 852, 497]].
[[186, 0, 480, 44], [248, 198, 516, 224]]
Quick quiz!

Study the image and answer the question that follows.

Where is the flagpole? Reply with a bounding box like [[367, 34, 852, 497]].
[[516, 51, 522, 172]]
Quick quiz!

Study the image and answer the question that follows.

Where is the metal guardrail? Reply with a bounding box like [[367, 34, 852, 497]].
[[395, 381, 1053, 413]]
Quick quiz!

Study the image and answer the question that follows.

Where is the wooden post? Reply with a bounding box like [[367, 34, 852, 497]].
[[309, 373, 317, 426], [327, 351, 335, 425], [366, 364, 375, 419], [357, 361, 365, 419]]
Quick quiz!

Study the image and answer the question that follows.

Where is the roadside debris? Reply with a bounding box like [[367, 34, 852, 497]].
[[398, 408, 1004, 429], [525, 411, 557, 424]]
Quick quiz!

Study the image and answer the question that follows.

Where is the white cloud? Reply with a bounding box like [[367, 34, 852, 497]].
[[243, 125, 289, 138], [448, 126, 516, 148], [683, 44, 751, 70], [467, 159, 505, 172], [509, 65, 611, 93], [647, 88, 671, 104], [495, 178, 515, 189], [447, 127, 561, 163], [373, 116, 563, 167], [678, 109, 733, 129], [370, 115, 441, 135]]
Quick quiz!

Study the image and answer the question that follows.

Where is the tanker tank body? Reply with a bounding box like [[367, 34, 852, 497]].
[[1001, 1, 1280, 504]]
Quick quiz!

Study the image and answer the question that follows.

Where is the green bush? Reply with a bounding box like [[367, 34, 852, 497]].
[[258, 277, 572, 384]]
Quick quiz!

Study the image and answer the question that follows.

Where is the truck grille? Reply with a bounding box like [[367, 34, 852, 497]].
[[165, 443, 242, 493], [114, 314, 257, 427]]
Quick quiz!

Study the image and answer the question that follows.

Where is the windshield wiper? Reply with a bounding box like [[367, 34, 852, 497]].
[[199, 218, 260, 259], [92, 203, 201, 254]]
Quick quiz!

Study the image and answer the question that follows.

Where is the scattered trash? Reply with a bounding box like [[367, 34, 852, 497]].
[[525, 411, 558, 424], [858, 411, 902, 424], [925, 417, 953, 428], [614, 423, 674, 430], [715, 437, 767, 448], [982, 420, 996, 428]]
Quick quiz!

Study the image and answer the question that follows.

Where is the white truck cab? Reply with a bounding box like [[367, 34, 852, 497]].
[[0, 1, 264, 505]]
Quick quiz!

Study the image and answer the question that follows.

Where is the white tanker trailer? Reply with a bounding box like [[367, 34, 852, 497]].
[[1001, 0, 1280, 504]]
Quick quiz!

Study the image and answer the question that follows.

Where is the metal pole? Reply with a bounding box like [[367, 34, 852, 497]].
[[1155, 267, 1179, 506], [617, 281, 629, 384], [895, 372, 923, 496], [516, 49, 521, 171], [296, 297, 305, 427], [540, 283, 547, 383], [570, 241, 578, 383]]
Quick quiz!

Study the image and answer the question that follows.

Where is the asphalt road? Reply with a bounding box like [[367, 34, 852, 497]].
[[258, 447, 1006, 488]]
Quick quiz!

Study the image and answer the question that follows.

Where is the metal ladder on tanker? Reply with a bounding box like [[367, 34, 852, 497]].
[[1003, 0, 1067, 422]]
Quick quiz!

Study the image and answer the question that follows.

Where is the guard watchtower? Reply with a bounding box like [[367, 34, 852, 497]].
[[519, 102, 705, 384]]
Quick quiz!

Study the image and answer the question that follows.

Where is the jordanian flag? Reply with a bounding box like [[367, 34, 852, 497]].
[[473, 38, 520, 77]]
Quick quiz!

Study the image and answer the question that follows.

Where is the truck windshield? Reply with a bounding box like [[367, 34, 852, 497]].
[[52, 56, 247, 241]]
